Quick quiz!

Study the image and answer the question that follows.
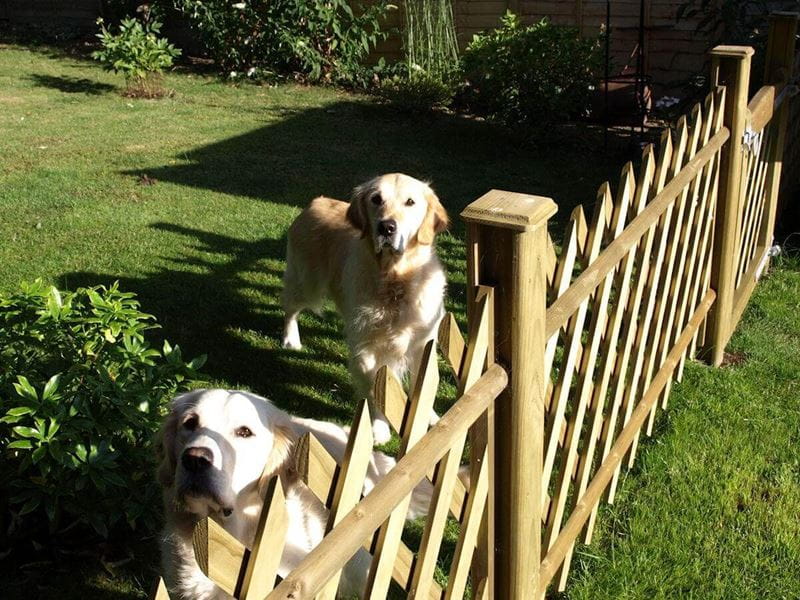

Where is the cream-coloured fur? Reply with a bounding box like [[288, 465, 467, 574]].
[[281, 174, 449, 443], [157, 389, 433, 600]]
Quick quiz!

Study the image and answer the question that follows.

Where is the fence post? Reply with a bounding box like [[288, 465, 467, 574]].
[[758, 13, 798, 256], [462, 190, 557, 599], [705, 45, 753, 366]]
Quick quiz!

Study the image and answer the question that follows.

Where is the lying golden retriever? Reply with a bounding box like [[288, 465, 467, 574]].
[[158, 389, 434, 600], [281, 174, 449, 443]]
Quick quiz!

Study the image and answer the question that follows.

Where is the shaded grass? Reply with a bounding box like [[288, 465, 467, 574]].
[[1, 43, 798, 599]]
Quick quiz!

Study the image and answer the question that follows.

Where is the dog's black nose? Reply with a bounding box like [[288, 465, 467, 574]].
[[378, 219, 396, 236], [181, 446, 213, 472]]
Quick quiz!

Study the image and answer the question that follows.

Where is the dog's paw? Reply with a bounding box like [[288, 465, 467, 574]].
[[282, 336, 303, 350], [372, 418, 392, 445]]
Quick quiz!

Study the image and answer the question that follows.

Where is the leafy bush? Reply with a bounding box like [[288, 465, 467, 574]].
[[174, 0, 392, 84], [377, 68, 456, 111], [91, 10, 181, 97], [461, 12, 602, 128], [0, 280, 204, 546]]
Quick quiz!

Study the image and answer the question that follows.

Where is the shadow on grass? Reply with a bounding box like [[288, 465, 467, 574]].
[[62, 222, 354, 422], [27, 73, 117, 95], [68, 101, 634, 420], [122, 100, 633, 234]]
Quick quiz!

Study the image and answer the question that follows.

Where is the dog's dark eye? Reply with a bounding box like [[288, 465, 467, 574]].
[[370, 193, 382, 206], [405, 198, 415, 206], [235, 426, 253, 438], [183, 415, 198, 431]]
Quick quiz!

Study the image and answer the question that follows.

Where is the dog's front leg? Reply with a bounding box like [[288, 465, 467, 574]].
[[350, 351, 393, 444], [161, 523, 234, 600]]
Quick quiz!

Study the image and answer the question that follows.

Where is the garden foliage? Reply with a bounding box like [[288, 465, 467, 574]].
[[378, 0, 460, 110], [173, 0, 392, 84], [0, 281, 204, 545], [92, 11, 181, 96], [461, 12, 602, 127]]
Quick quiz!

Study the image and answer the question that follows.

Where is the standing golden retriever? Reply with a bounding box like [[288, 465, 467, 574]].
[[158, 389, 435, 600], [281, 174, 449, 443]]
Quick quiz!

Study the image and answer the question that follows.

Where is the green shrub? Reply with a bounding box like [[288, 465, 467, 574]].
[[377, 69, 456, 111], [174, 0, 392, 85], [91, 11, 181, 97], [0, 280, 204, 545], [461, 12, 602, 128]]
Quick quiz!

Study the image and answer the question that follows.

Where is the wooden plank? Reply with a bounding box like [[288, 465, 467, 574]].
[[205, 517, 247, 596], [706, 46, 754, 366], [438, 312, 466, 382], [444, 446, 490, 600], [548, 170, 634, 591], [240, 477, 289, 599], [410, 433, 469, 599], [646, 100, 714, 418], [294, 432, 338, 506], [678, 91, 725, 377], [545, 126, 729, 339], [150, 578, 170, 600], [748, 84, 777, 132], [374, 366, 408, 439], [538, 290, 716, 593], [366, 341, 440, 600], [559, 150, 653, 575], [606, 118, 689, 504], [316, 401, 374, 600], [267, 365, 508, 600], [296, 430, 442, 599], [543, 194, 610, 506]]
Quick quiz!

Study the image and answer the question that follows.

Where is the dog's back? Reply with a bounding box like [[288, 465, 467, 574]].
[[283, 197, 359, 320]]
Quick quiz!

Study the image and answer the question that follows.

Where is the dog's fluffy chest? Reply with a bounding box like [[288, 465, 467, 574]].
[[353, 265, 444, 337]]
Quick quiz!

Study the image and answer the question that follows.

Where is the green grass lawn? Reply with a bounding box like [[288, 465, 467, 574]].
[[1, 43, 799, 599]]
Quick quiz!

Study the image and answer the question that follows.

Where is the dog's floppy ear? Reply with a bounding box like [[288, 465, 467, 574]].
[[258, 421, 297, 498], [155, 391, 201, 488], [417, 187, 450, 246], [346, 181, 372, 239], [155, 404, 180, 488]]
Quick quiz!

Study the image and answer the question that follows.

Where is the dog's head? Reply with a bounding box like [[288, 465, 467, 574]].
[[156, 389, 295, 519], [346, 173, 449, 256]]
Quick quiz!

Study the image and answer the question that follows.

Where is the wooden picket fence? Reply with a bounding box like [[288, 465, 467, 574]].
[[151, 12, 798, 600]]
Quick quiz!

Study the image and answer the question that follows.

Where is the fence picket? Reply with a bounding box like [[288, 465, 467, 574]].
[[559, 150, 653, 572], [316, 401, 374, 600], [639, 105, 705, 438], [193, 517, 247, 596], [444, 445, 489, 600], [583, 142, 657, 542], [547, 169, 634, 590], [294, 432, 338, 506], [240, 477, 289, 599], [606, 117, 688, 504], [649, 100, 717, 416], [366, 340, 440, 599], [296, 427, 443, 598], [543, 196, 610, 508]]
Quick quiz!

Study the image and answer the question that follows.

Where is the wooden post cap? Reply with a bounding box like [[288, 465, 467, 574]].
[[709, 45, 755, 58], [461, 190, 558, 231]]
